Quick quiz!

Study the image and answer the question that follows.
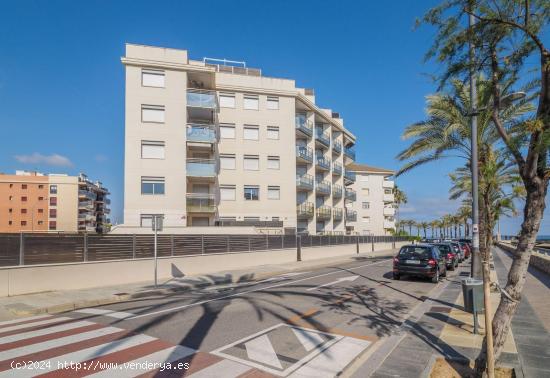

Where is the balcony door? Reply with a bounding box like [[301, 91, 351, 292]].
[[193, 184, 210, 194]]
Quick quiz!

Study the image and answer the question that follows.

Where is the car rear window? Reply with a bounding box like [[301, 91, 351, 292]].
[[435, 244, 451, 253], [398, 246, 431, 259]]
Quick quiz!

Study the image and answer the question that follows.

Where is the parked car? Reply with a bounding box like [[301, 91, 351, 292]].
[[432, 243, 458, 270], [393, 244, 447, 283], [458, 241, 471, 259], [446, 241, 463, 262]]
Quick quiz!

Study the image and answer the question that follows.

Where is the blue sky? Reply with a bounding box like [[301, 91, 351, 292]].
[[0, 0, 547, 235]]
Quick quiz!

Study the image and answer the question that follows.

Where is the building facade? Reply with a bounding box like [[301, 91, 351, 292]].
[[345, 164, 396, 235], [0, 171, 110, 233], [121, 44, 357, 234]]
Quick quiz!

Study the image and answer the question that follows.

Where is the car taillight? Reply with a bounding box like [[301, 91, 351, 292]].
[[428, 259, 437, 266], [393, 257, 399, 265], [447, 253, 453, 259]]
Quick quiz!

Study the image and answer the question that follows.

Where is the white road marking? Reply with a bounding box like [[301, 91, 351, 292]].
[[245, 334, 282, 369], [187, 359, 251, 378], [0, 315, 52, 327], [0, 326, 123, 361], [0, 317, 71, 334], [0, 321, 93, 345], [88, 345, 196, 377], [291, 328, 325, 352], [74, 308, 134, 319], [306, 275, 359, 291], [127, 259, 389, 320]]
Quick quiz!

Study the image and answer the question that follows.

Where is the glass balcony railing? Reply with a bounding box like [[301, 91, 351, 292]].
[[186, 193, 216, 213], [186, 158, 217, 177], [346, 209, 357, 222], [297, 202, 314, 218], [332, 184, 343, 198], [332, 162, 342, 176], [344, 146, 356, 160], [333, 140, 342, 154], [316, 180, 331, 195], [296, 146, 313, 163], [295, 116, 313, 136], [187, 124, 217, 143], [187, 89, 217, 108], [316, 205, 332, 220], [345, 188, 357, 201], [333, 208, 343, 221], [315, 128, 330, 147], [78, 201, 94, 210], [316, 155, 330, 170], [344, 170, 356, 183], [78, 190, 96, 201], [296, 174, 314, 191]]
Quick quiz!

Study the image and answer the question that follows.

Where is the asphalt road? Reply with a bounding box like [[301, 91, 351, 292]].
[[0, 255, 461, 377]]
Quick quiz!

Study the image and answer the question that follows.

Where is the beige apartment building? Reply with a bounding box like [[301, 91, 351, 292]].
[[0, 171, 110, 233], [120, 43, 357, 234], [345, 164, 396, 235]]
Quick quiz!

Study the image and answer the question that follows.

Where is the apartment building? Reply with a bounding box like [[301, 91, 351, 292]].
[[345, 163, 396, 235], [0, 171, 110, 233], [121, 43, 357, 234]]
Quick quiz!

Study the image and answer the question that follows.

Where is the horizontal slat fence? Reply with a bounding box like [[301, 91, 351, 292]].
[[0, 233, 409, 268]]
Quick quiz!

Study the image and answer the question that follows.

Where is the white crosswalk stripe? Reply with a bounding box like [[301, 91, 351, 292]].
[[0, 315, 52, 327], [0, 320, 94, 345], [0, 317, 71, 334], [74, 308, 134, 319]]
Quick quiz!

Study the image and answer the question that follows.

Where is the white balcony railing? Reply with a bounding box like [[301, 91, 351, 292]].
[[383, 207, 395, 216], [383, 193, 395, 202], [382, 180, 395, 189], [384, 220, 396, 229]]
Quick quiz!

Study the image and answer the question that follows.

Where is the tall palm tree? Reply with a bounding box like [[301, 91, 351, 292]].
[[393, 185, 407, 227], [420, 221, 429, 238], [430, 220, 438, 238]]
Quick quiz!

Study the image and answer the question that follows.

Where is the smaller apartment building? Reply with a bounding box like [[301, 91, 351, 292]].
[[345, 164, 396, 235], [0, 171, 110, 233]]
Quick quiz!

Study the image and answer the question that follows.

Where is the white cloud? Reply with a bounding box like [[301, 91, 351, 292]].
[[14, 153, 73, 167], [94, 154, 108, 162]]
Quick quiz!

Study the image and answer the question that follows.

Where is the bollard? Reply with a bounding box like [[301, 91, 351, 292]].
[[19, 232, 24, 266], [356, 236, 359, 254], [297, 236, 302, 261], [83, 232, 88, 262], [371, 235, 375, 252]]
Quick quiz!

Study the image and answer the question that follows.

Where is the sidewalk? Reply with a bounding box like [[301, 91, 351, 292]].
[[355, 249, 521, 378], [0, 247, 397, 321]]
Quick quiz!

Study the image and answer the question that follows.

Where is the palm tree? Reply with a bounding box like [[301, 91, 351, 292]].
[[430, 220, 438, 238], [393, 185, 407, 227], [456, 206, 471, 237], [420, 221, 429, 238]]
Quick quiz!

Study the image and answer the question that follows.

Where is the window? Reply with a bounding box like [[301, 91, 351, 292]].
[[141, 105, 165, 123], [38, 184, 44, 189], [142, 69, 165, 88], [9, 196, 12, 201], [50, 209, 57, 218], [243, 95, 259, 110], [267, 96, 279, 110], [38, 196, 44, 201], [50, 185, 57, 194], [141, 177, 165, 195], [21, 221, 27, 226], [8, 208, 12, 213], [362, 216, 371, 223], [244, 155, 259, 170], [362, 188, 370, 196], [220, 185, 236, 201], [219, 93, 235, 108], [8, 221, 12, 226], [22, 184, 27, 189], [140, 214, 164, 228], [21, 208, 27, 214], [267, 126, 279, 140], [37, 221, 43, 225], [50, 197, 57, 206], [141, 141, 165, 159], [267, 156, 280, 170], [244, 186, 259, 200], [362, 202, 370, 209], [272, 217, 280, 221], [243, 125, 259, 140], [21, 196, 27, 202], [38, 209, 44, 214], [49, 221, 56, 230], [384, 189, 393, 194], [268, 186, 280, 200], [219, 124, 236, 139], [220, 154, 236, 170], [9, 184, 13, 188]]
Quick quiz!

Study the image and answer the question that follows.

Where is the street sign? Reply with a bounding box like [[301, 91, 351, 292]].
[[472, 223, 479, 233]]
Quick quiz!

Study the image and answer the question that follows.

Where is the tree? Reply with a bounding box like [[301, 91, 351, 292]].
[[421, 0, 549, 373], [420, 221, 429, 238], [430, 220, 439, 237], [393, 185, 408, 227]]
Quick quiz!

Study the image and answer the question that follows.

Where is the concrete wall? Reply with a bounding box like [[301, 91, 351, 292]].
[[0, 242, 407, 297], [50, 175, 79, 232], [498, 242, 550, 276]]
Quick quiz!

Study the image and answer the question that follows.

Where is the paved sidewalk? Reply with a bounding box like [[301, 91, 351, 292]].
[[0, 247, 397, 321]]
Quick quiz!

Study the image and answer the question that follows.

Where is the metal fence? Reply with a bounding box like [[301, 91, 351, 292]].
[[0, 233, 409, 268]]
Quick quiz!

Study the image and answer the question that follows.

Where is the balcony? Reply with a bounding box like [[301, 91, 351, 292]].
[[297, 202, 314, 218], [346, 209, 357, 222], [344, 170, 356, 184], [344, 146, 356, 160], [332, 162, 342, 176], [345, 188, 357, 201], [333, 208, 343, 221], [296, 174, 314, 191], [315, 180, 331, 196], [332, 184, 343, 198], [383, 207, 396, 216], [78, 190, 96, 201], [186, 158, 217, 179], [333, 140, 342, 154], [316, 206, 332, 220], [384, 220, 396, 229], [186, 193, 216, 213], [78, 201, 94, 210], [78, 213, 96, 222], [187, 89, 217, 108], [296, 146, 313, 163], [295, 117, 313, 137], [315, 129, 330, 148], [383, 193, 395, 202], [382, 180, 395, 189], [315, 155, 330, 171], [187, 124, 217, 144]]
